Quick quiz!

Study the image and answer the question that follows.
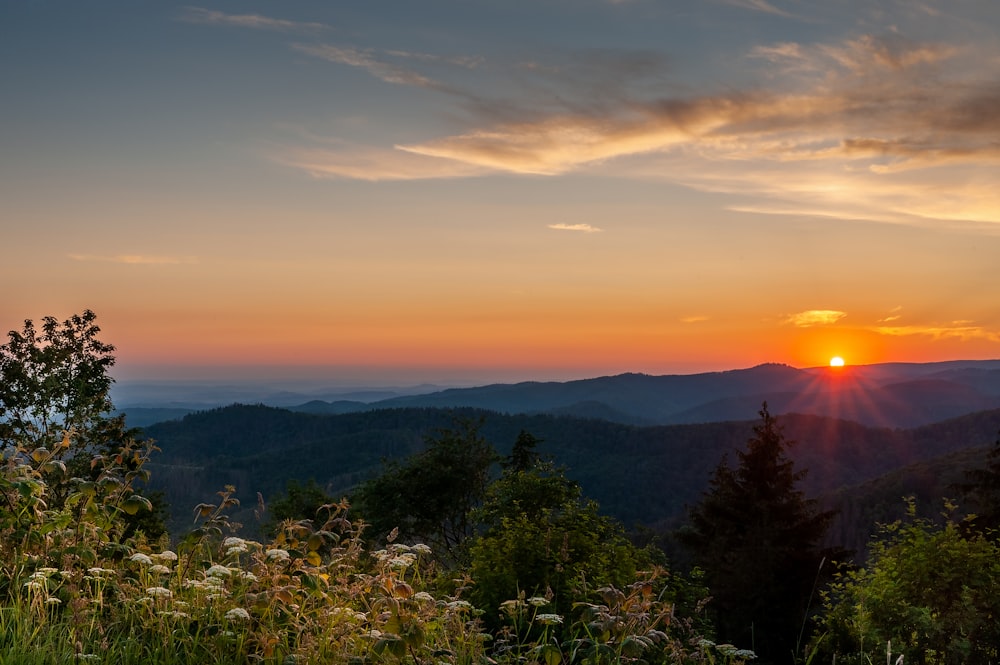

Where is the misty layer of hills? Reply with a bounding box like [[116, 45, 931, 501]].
[[130, 361, 1000, 554], [122, 360, 1000, 428]]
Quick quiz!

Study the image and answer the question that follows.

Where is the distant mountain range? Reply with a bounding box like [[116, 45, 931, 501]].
[[124, 360, 1000, 429], [125, 360, 1000, 556]]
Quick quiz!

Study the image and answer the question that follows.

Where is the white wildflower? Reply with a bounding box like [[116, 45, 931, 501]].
[[150, 564, 171, 575], [225, 607, 251, 621], [266, 548, 290, 562], [158, 610, 190, 619], [129, 553, 153, 566], [535, 613, 563, 625], [411, 543, 432, 555], [499, 599, 524, 615], [45, 597, 62, 605], [527, 596, 549, 607], [146, 586, 173, 599], [446, 600, 473, 611], [155, 550, 178, 562], [240, 571, 258, 582], [222, 537, 246, 549], [226, 545, 248, 557], [207, 564, 231, 578], [413, 591, 435, 603], [388, 554, 416, 570]]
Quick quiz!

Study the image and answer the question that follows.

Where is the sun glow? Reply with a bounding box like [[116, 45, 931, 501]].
[[829, 356, 845, 367]]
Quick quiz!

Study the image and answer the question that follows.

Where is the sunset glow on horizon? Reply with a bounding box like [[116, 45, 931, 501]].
[[3, 2, 1000, 385]]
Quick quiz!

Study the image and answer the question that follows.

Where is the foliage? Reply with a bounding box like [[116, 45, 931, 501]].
[[353, 418, 499, 561], [0, 311, 122, 456], [262, 478, 337, 539], [679, 404, 838, 663], [0, 311, 164, 540], [492, 569, 755, 665], [813, 500, 1000, 665], [468, 432, 655, 631]]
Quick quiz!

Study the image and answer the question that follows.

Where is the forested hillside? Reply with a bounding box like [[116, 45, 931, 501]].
[[141, 403, 1000, 543]]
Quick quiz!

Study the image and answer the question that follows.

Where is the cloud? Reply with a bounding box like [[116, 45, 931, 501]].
[[878, 306, 904, 323], [548, 223, 603, 233], [292, 43, 446, 90], [720, 0, 794, 18], [180, 7, 327, 32], [784, 310, 847, 327], [68, 254, 197, 265], [275, 25, 1000, 228], [681, 315, 709, 323], [384, 50, 483, 70], [274, 142, 491, 181], [872, 323, 1000, 342]]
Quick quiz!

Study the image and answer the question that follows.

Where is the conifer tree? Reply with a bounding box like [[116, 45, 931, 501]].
[[959, 432, 1000, 534], [680, 404, 837, 663]]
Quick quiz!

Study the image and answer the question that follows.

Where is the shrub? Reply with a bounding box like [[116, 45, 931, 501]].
[[813, 500, 1000, 665]]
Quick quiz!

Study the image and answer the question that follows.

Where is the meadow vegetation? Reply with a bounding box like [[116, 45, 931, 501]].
[[2, 311, 998, 664]]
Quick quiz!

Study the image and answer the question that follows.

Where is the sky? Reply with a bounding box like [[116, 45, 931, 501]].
[[3, 0, 1000, 386]]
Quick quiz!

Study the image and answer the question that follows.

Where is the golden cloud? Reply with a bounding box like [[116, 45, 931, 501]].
[[872, 324, 1000, 342], [547, 223, 603, 233], [784, 310, 847, 327]]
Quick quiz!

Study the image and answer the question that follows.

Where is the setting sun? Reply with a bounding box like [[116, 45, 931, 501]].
[[830, 356, 845, 367]]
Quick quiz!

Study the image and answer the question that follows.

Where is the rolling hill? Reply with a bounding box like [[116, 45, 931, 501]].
[[140, 402, 1000, 548]]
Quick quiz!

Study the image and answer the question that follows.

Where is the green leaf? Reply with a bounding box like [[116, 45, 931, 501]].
[[121, 494, 152, 515]]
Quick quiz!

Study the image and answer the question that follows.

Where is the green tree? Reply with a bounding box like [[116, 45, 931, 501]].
[[353, 418, 498, 562], [814, 500, 1000, 665], [680, 404, 837, 663], [0, 310, 162, 533], [468, 435, 649, 627]]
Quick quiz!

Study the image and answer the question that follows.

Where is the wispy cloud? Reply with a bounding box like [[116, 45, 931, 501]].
[[292, 44, 445, 89], [548, 223, 603, 233], [878, 306, 903, 323], [784, 310, 847, 327], [681, 315, 709, 323], [180, 7, 328, 32], [68, 254, 197, 265], [872, 323, 1000, 342], [721, 0, 794, 19], [384, 50, 483, 70], [274, 142, 490, 181]]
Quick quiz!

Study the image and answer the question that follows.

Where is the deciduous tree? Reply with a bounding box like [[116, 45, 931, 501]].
[[0, 310, 163, 537], [354, 418, 498, 561]]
